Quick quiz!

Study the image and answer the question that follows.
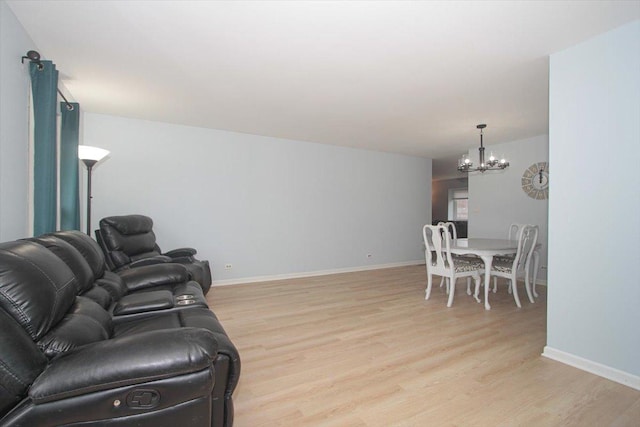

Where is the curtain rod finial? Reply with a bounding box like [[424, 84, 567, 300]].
[[22, 50, 44, 70], [26, 50, 40, 61], [22, 50, 41, 63]]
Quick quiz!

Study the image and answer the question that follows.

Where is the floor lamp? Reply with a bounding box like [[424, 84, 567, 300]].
[[78, 145, 110, 235]]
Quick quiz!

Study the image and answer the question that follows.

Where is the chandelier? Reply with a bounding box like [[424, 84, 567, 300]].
[[457, 124, 509, 173]]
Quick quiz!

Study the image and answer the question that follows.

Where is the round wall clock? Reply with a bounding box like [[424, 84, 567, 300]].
[[521, 162, 549, 200]]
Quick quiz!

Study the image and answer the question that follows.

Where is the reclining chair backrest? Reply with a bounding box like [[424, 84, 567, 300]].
[[97, 215, 162, 270], [0, 241, 79, 342], [49, 230, 133, 302], [27, 234, 96, 295], [0, 308, 48, 419], [29, 232, 124, 307], [53, 230, 111, 277], [0, 240, 113, 360]]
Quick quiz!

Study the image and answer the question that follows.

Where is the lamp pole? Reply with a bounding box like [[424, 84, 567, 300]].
[[78, 145, 110, 236], [81, 159, 97, 235]]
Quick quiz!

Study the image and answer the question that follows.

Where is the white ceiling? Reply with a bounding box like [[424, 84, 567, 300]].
[[8, 1, 640, 160]]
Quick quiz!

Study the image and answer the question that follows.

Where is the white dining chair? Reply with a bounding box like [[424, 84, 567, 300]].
[[437, 222, 457, 292], [490, 225, 539, 308], [423, 224, 483, 308], [437, 221, 475, 295], [493, 223, 525, 293], [494, 223, 542, 298]]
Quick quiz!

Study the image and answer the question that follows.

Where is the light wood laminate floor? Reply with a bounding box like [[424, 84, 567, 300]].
[[207, 265, 640, 426]]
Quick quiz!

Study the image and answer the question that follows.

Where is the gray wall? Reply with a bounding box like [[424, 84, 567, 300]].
[[83, 113, 432, 283], [1, 0, 432, 283], [0, 0, 33, 240], [468, 134, 549, 280], [546, 21, 639, 381]]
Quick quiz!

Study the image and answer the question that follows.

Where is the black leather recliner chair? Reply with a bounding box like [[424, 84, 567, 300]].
[[95, 215, 212, 294], [0, 236, 240, 427], [0, 240, 218, 426]]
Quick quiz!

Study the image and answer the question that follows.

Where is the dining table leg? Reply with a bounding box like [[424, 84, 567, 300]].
[[477, 254, 493, 310]]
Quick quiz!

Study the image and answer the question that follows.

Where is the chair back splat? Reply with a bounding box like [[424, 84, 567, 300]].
[[437, 221, 458, 243], [508, 223, 527, 241], [515, 225, 538, 275]]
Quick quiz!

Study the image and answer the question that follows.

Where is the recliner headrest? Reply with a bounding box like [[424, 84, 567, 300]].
[[98, 215, 159, 263], [101, 215, 154, 235]]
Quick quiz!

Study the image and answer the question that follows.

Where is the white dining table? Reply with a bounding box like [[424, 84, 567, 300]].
[[448, 238, 518, 310]]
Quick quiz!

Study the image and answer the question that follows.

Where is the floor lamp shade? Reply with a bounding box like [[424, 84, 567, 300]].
[[79, 145, 109, 162], [78, 145, 110, 235]]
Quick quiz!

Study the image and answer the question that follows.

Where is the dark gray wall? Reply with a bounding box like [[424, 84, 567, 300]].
[[432, 177, 467, 222]]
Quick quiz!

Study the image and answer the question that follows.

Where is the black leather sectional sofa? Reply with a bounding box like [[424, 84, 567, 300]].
[[0, 230, 239, 427]]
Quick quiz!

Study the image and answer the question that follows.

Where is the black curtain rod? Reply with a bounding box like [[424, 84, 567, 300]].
[[22, 50, 74, 111], [57, 89, 74, 111]]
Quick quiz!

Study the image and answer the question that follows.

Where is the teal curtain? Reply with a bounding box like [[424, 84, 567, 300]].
[[30, 61, 58, 235], [60, 102, 80, 230]]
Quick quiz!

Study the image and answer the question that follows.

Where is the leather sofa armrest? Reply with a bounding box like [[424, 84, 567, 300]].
[[112, 290, 174, 315], [128, 255, 173, 268], [163, 247, 197, 258], [118, 263, 190, 292], [29, 328, 217, 404]]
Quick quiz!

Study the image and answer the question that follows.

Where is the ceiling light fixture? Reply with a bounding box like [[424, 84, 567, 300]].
[[457, 124, 509, 173]]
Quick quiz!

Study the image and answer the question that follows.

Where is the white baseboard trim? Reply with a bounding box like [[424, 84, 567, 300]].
[[212, 260, 424, 287], [542, 346, 640, 390]]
